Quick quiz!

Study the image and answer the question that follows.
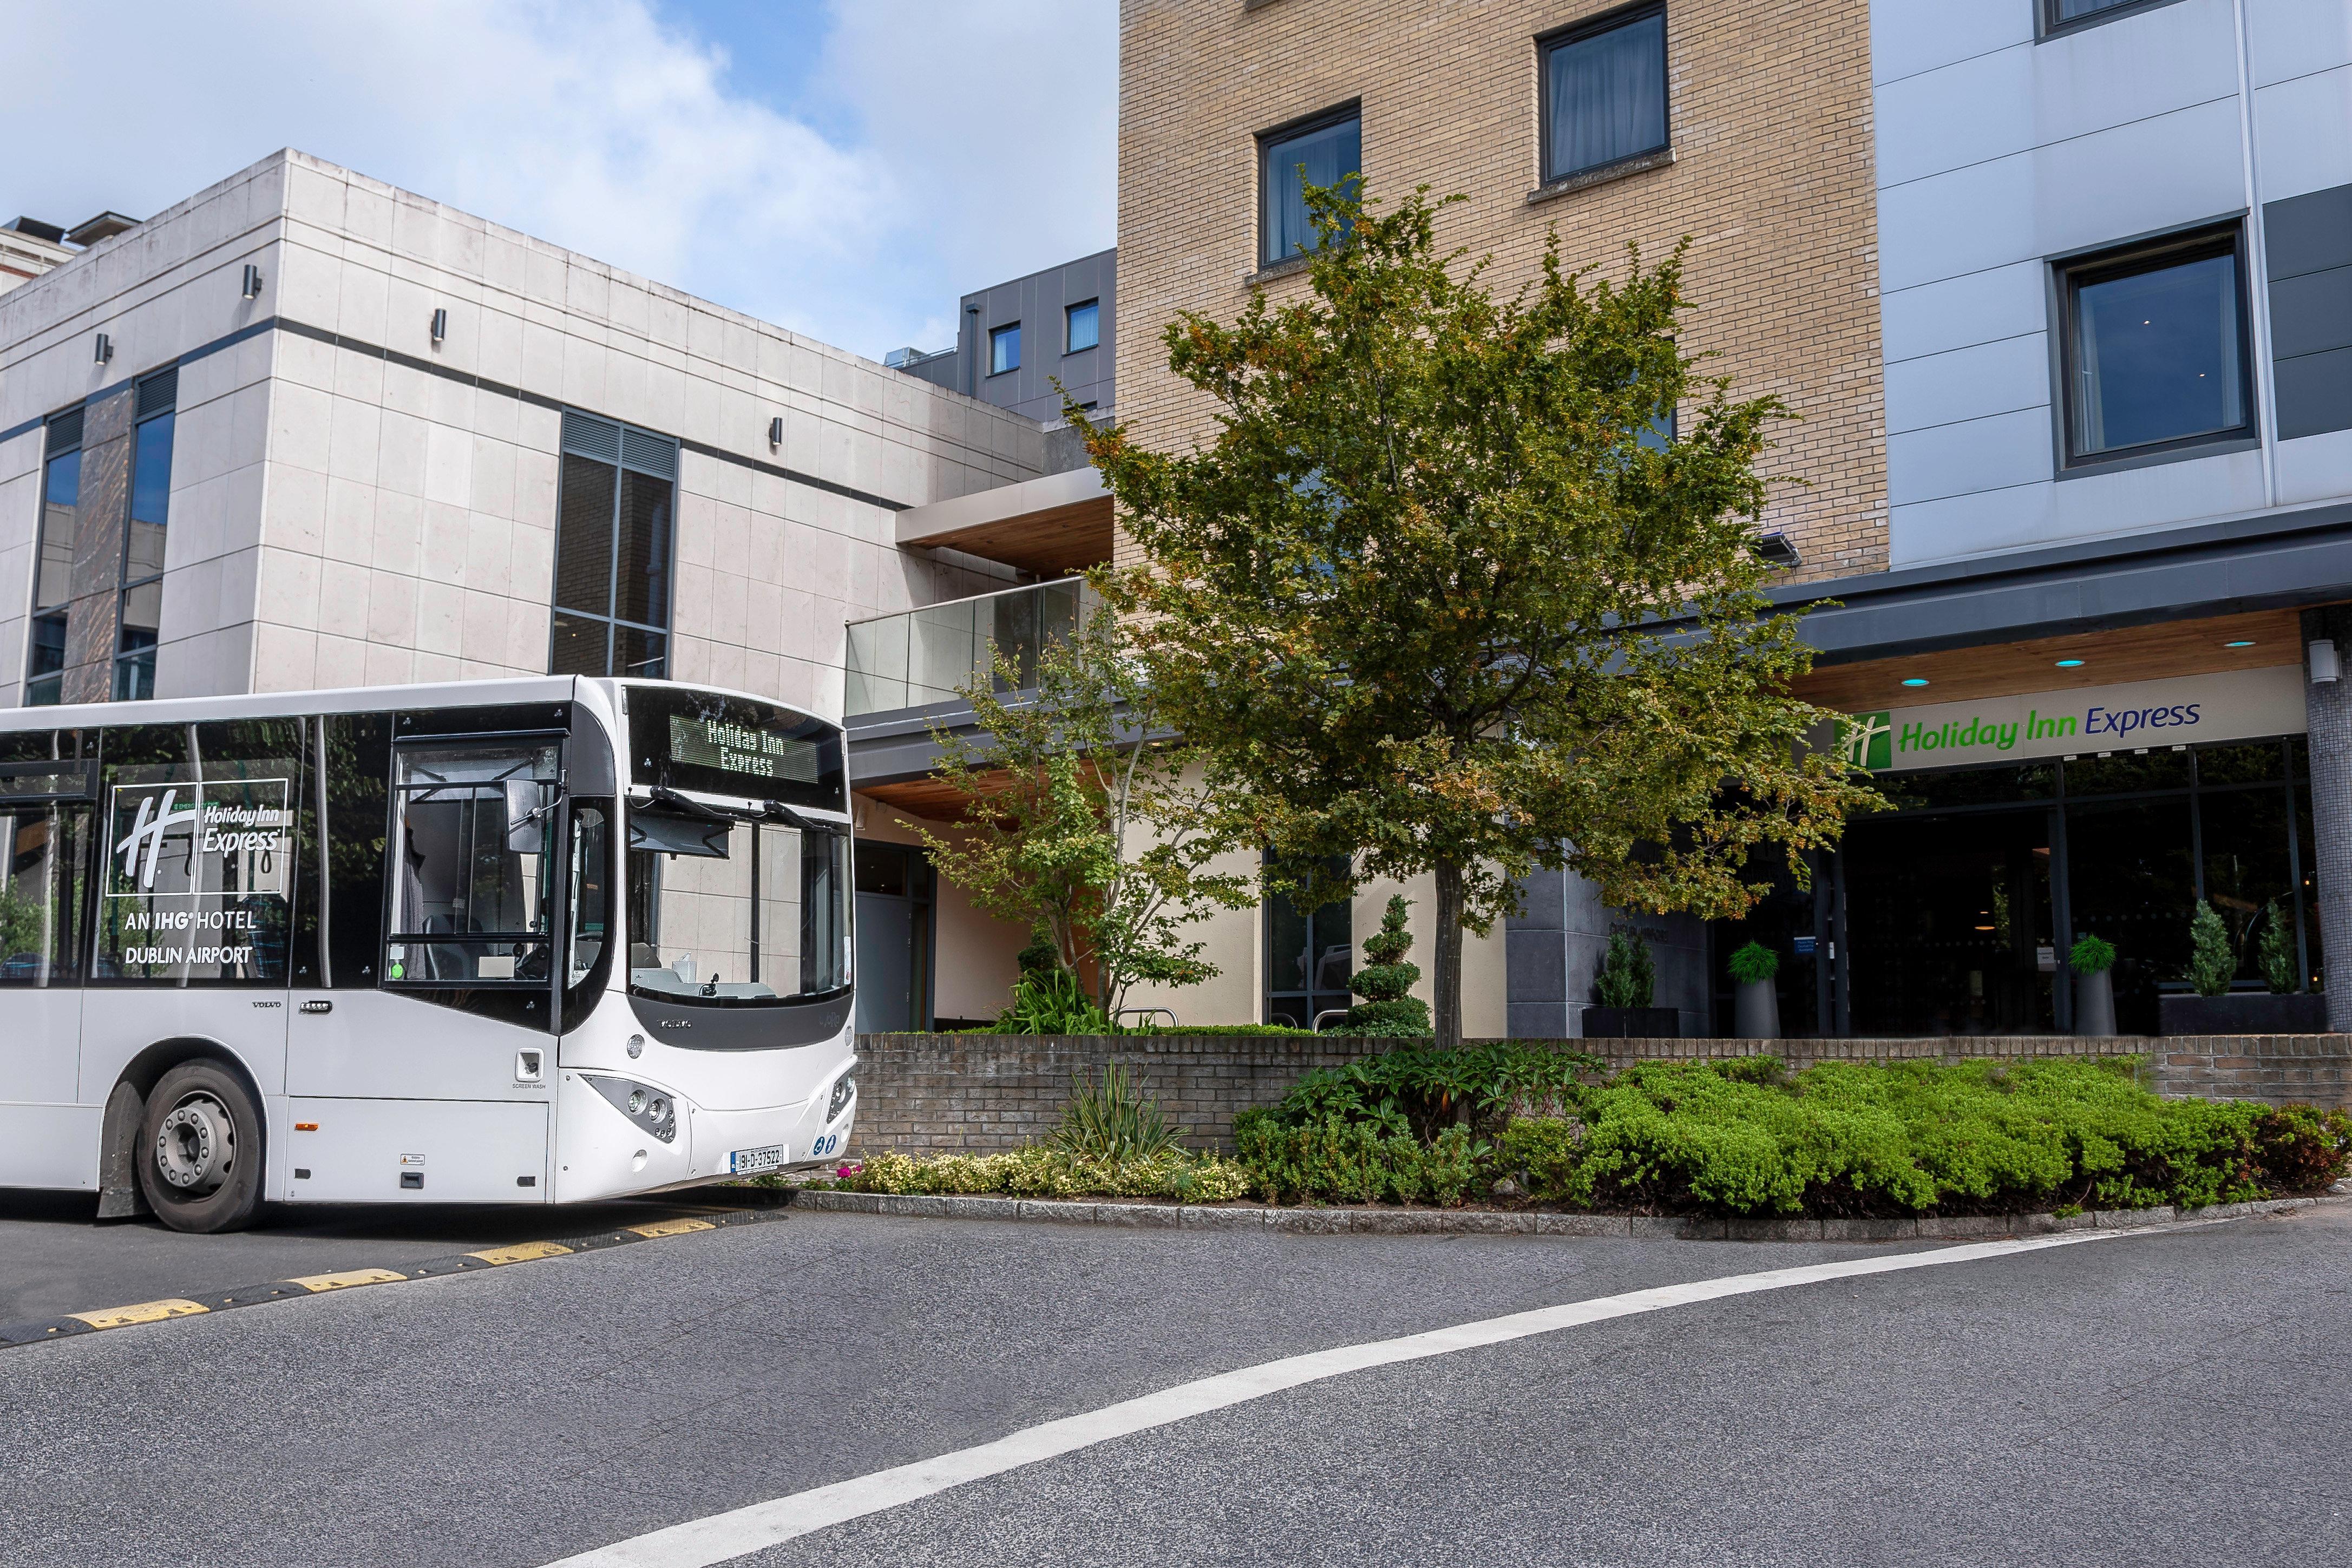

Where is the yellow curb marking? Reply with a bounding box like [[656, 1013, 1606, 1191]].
[[627, 1218, 717, 1239], [69, 1298, 209, 1329], [286, 1268, 410, 1293], [467, 1241, 575, 1265]]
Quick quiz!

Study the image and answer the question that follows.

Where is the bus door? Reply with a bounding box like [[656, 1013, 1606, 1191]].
[[81, 719, 302, 1147], [285, 724, 557, 1200], [0, 757, 97, 1189]]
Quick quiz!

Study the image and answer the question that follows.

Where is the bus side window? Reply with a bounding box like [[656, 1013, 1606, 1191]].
[[0, 803, 91, 987], [320, 713, 392, 988]]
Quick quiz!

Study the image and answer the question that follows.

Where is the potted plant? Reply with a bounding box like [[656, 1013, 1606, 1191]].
[[2070, 931, 2117, 1037], [2158, 900, 2326, 1034], [1728, 941, 1780, 1039], [1582, 927, 1678, 1039]]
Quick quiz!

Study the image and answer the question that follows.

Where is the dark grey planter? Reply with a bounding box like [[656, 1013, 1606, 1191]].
[[2158, 992, 2328, 1035], [1733, 979, 1780, 1040], [2073, 969, 2116, 1037], [1583, 1007, 1679, 1039]]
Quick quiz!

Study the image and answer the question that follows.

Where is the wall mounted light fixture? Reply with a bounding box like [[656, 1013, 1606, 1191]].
[[93, 333, 113, 364], [241, 263, 263, 299], [769, 416, 784, 449], [430, 308, 448, 344], [2311, 640, 2341, 684]]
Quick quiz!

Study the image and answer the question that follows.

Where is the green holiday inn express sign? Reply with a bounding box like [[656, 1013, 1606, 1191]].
[[1838, 665, 2306, 773]]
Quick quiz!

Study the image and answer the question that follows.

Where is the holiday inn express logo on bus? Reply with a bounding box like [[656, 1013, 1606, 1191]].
[[1835, 667, 2309, 775]]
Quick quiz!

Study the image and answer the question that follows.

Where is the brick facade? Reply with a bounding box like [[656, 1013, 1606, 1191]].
[[1116, 0, 1888, 582], [850, 1032, 2352, 1156]]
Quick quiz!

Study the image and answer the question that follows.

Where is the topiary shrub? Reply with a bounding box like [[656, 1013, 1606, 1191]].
[[1594, 927, 1655, 1008], [1728, 941, 1779, 984], [2069, 933, 2117, 974], [2259, 901, 2299, 995], [1341, 895, 1432, 1036], [2187, 901, 2235, 998]]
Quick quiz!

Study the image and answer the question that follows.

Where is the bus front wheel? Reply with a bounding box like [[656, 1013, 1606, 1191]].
[[136, 1061, 264, 1234]]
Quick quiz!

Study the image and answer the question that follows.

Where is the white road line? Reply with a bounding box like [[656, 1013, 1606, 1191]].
[[543, 1226, 2157, 1568]]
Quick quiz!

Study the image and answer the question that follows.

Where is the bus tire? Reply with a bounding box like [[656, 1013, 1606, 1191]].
[[135, 1060, 264, 1235]]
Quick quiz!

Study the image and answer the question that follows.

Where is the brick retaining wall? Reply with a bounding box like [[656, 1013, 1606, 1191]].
[[848, 1033, 2352, 1155]]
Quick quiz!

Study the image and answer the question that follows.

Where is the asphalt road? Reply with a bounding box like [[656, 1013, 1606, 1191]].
[[2, 1203, 2346, 1567]]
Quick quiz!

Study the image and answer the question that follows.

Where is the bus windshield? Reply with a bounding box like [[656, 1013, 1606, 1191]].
[[626, 814, 848, 1006]]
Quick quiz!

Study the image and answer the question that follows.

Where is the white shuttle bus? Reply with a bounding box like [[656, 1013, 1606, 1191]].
[[0, 677, 857, 1233]]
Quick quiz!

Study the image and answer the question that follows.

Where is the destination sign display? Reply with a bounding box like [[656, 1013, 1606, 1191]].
[[666, 716, 820, 785]]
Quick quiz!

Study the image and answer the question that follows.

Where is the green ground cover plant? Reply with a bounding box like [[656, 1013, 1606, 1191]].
[[837, 1146, 1254, 1203]]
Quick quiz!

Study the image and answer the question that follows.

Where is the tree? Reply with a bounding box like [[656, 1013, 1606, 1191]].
[[1344, 895, 1431, 1036], [905, 604, 1253, 1022], [1077, 180, 1879, 1047]]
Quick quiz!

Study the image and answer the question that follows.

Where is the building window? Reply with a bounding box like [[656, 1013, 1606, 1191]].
[[1259, 105, 1361, 267], [549, 410, 677, 679], [2041, 0, 2179, 37], [1541, 4, 1668, 185], [115, 368, 175, 701], [990, 323, 1021, 376], [1065, 299, 1099, 355], [25, 407, 82, 707], [2058, 226, 2253, 468], [1265, 857, 1353, 1029]]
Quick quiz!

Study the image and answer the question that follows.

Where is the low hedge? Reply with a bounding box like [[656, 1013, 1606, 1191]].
[[823, 1055, 2351, 1219]]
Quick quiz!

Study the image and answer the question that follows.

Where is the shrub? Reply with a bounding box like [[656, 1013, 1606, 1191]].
[[1341, 895, 1433, 1036], [2069, 933, 2117, 974], [1257, 1040, 1599, 1141], [1052, 1063, 1176, 1163], [2187, 902, 2234, 998], [2259, 901, 2299, 995], [2250, 1104, 2352, 1190], [995, 964, 1111, 1034], [1594, 928, 1655, 1008], [1233, 1116, 1480, 1206], [1727, 941, 1779, 984], [839, 1146, 1253, 1203]]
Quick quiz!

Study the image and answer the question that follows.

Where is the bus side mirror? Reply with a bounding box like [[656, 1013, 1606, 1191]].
[[505, 779, 548, 852]]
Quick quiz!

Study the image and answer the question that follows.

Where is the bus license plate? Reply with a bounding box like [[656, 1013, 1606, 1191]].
[[730, 1145, 785, 1176]]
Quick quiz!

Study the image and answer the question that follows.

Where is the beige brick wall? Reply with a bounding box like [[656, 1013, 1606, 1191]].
[[1117, 0, 1886, 583]]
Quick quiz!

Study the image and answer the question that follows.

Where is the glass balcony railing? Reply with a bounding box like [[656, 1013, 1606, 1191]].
[[846, 579, 1098, 716]]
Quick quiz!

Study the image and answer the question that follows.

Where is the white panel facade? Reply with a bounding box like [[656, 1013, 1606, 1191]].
[[1872, 0, 2352, 570], [0, 149, 1043, 721]]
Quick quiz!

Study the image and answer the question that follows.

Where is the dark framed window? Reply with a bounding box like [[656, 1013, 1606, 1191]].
[[1065, 299, 1099, 355], [1264, 855, 1352, 1029], [2057, 225, 2254, 469], [115, 368, 175, 702], [2040, 0, 2185, 38], [1539, 3, 1668, 185], [549, 410, 676, 678], [989, 322, 1021, 376], [26, 408, 82, 707], [1259, 104, 1361, 268]]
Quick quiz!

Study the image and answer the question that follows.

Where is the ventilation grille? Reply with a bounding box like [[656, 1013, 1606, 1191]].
[[620, 428, 677, 479], [45, 408, 83, 454], [562, 410, 621, 463], [137, 366, 178, 419]]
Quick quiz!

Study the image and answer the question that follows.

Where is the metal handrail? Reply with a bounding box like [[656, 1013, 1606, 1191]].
[[1114, 1006, 1177, 1029], [1312, 1008, 1352, 1033]]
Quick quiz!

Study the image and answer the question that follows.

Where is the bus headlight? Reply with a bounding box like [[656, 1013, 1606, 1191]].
[[586, 1075, 679, 1144], [827, 1072, 855, 1124]]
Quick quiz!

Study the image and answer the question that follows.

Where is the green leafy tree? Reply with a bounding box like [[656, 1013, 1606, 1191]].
[[2258, 900, 2299, 995], [1594, 927, 1656, 1008], [1344, 895, 1432, 1036], [1079, 181, 1877, 1046], [908, 607, 1253, 1022]]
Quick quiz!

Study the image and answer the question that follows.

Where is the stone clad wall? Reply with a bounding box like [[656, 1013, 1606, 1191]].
[[847, 1033, 2352, 1156]]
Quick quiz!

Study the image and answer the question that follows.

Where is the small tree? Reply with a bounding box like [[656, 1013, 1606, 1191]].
[[1344, 895, 1432, 1036], [2258, 900, 2298, 995], [1080, 181, 1879, 1047], [908, 606, 1253, 1022], [1594, 928, 1656, 1009], [2187, 901, 2235, 998]]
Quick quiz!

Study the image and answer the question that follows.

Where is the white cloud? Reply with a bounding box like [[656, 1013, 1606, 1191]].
[[2, 0, 1116, 358]]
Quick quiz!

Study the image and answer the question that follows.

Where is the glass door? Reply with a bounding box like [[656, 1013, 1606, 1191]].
[[1841, 809, 2057, 1035]]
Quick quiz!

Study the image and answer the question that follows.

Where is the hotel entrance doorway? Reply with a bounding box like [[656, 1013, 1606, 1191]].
[[1842, 807, 2058, 1035]]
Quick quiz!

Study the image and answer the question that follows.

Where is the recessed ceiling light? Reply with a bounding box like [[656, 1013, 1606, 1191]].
[[2055, 658, 2085, 668], [1901, 678, 1930, 687], [2224, 639, 2256, 648]]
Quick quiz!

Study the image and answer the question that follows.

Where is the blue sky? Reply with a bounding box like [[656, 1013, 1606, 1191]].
[[6, 0, 1117, 358]]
